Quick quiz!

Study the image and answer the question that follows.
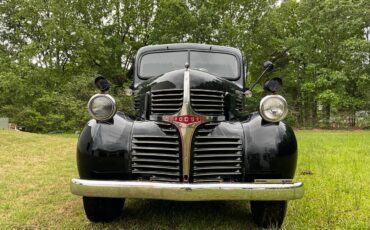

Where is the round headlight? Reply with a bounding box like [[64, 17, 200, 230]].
[[88, 94, 116, 121], [259, 95, 288, 122]]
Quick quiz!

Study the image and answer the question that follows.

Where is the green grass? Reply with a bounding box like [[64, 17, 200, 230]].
[[0, 130, 369, 229]]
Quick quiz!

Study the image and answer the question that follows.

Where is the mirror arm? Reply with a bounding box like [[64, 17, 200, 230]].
[[249, 67, 270, 91], [246, 61, 274, 92]]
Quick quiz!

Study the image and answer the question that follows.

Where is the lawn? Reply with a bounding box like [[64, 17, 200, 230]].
[[0, 130, 369, 229]]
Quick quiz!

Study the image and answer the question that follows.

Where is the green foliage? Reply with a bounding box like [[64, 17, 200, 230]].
[[253, 0, 370, 128], [0, 0, 369, 132]]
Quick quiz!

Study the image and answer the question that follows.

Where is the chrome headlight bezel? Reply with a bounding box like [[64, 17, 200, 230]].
[[259, 95, 288, 122], [87, 94, 117, 121]]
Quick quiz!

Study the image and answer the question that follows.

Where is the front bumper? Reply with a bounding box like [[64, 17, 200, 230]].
[[71, 178, 304, 201]]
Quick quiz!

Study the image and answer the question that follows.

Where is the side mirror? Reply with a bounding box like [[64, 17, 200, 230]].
[[263, 61, 274, 71], [264, 77, 283, 93], [248, 60, 275, 92], [94, 76, 110, 93]]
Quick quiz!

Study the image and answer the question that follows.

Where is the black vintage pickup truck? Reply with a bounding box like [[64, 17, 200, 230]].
[[71, 43, 304, 228]]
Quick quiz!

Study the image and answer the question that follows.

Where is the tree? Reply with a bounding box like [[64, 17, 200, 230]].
[[252, 0, 370, 128], [0, 0, 368, 131]]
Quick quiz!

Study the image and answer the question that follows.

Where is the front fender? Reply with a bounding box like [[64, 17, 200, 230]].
[[77, 112, 134, 180], [242, 113, 297, 181]]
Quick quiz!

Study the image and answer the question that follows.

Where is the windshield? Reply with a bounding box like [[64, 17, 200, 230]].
[[139, 51, 239, 79]]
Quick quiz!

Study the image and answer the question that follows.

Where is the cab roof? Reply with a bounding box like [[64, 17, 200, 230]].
[[134, 43, 245, 88], [136, 43, 243, 59]]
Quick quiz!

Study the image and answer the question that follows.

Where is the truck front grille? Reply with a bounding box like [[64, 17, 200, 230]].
[[131, 122, 181, 182], [191, 89, 224, 116], [134, 95, 141, 114], [151, 89, 183, 115], [192, 123, 243, 183], [235, 93, 243, 113]]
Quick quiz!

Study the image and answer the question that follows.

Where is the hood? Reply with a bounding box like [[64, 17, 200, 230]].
[[135, 69, 243, 120]]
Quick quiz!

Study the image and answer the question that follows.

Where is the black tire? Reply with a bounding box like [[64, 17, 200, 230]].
[[82, 197, 125, 222], [250, 201, 287, 228]]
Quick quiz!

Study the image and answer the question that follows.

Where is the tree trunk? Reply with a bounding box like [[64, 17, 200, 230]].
[[349, 110, 356, 128], [312, 100, 317, 127], [324, 103, 331, 128]]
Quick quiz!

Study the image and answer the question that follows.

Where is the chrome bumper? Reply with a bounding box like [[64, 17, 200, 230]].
[[71, 178, 304, 201]]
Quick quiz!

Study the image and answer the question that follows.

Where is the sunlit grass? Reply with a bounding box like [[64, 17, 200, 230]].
[[0, 130, 369, 229], [287, 131, 370, 229]]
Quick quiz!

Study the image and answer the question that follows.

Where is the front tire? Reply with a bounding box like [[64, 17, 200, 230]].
[[250, 201, 287, 228], [83, 197, 125, 222]]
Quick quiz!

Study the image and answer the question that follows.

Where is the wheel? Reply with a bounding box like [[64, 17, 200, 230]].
[[82, 197, 125, 222], [250, 201, 287, 228]]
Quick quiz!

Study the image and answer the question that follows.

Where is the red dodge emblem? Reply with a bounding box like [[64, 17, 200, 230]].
[[168, 115, 203, 125]]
